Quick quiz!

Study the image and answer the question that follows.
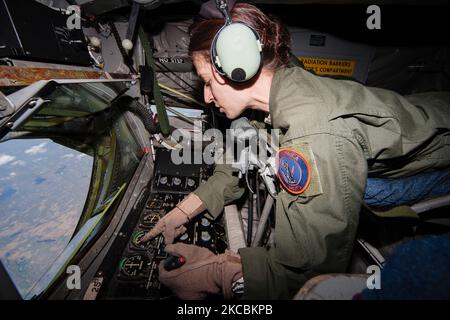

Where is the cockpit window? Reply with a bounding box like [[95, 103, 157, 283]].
[[0, 81, 143, 298], [0, 138, 93, 297]]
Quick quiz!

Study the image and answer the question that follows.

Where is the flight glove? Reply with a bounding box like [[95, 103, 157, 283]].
[[141, 193, 206, 244], [159, 243, 243, 299]]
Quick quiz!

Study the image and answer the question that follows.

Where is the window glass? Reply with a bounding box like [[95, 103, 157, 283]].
[[0, 138, 93, 297]]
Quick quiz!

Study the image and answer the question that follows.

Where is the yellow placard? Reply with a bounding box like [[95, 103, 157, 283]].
[[298, 57, 356, 77]]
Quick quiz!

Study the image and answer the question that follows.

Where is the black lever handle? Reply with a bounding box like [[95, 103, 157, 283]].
[[163, 254, 186, 271]]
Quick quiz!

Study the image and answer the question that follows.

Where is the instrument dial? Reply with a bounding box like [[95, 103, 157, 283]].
[[201, 218, 211, 227], [159, 176, 168, 185], [173, 177, 181, 186], [119, 254, 150, 278], [187, 178, 196, 187], [141, 212, 162, 228], [131, 230, 159, 250], [201, 231, 211, 242]]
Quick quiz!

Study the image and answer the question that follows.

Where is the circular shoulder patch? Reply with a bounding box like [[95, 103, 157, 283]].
[[276, 148, 311, 195]]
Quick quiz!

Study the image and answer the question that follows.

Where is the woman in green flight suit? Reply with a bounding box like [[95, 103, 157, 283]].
[[141, 3, 450, 299]]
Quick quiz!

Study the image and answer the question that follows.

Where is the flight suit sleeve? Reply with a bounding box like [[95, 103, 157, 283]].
[[238, 133, 368, 299], [193, 163, 245, 219]]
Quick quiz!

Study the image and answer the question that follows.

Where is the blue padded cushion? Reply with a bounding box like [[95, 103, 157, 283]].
[[360, 232, 450, 299], [364, 169, 450, 208]]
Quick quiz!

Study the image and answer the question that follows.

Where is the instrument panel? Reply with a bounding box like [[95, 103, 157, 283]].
[[94, 149, 227, 300]]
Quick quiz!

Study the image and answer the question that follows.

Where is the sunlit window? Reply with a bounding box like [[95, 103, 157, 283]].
[[0, 138, 93, 297]]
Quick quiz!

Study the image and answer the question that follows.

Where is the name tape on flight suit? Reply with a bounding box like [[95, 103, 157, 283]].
[[298, 57, 356, 77], [276, 142, 323, 197]]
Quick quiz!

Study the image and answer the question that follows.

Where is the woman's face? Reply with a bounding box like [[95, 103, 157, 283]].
[[192, 53, 250, 119]]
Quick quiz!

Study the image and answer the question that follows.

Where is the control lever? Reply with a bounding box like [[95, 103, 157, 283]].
[[122, 1, 141, 51], [123, 1, 162, 51], [163, 255, 186, 271]]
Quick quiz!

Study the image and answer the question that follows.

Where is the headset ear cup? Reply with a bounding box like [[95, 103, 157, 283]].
[[211, 22, 262, 82]]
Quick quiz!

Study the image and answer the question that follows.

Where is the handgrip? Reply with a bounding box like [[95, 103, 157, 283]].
[[163, 255, 186, 271]]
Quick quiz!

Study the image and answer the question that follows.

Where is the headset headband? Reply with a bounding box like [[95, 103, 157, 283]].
[[215, 0, 232, 25]]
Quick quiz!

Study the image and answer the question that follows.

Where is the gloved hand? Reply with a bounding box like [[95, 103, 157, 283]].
[[140, 206, 188, 244], [159, 243, 243, 300], [141, 193, 206, 244]]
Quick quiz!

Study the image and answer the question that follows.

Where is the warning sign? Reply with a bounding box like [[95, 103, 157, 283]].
[[298, 57, 356, 77]]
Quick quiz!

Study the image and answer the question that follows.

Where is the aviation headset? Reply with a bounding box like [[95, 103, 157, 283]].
[[210, 0, 263, 82]]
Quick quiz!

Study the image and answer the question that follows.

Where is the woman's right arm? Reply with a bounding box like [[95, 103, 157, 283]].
[[142, 160, 245, 243], [193, 162, 246, 219]]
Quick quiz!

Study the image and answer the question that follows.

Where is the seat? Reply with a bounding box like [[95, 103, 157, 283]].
[[354, 169, 450, 273], [295, 232, 450, 300]]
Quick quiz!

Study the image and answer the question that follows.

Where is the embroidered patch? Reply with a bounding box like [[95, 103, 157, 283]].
[[276, 148, 311, 194]]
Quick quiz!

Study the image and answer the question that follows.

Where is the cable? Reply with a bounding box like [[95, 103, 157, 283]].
[[160, 90, 199, 108], [159, 82, 206, 107], [156, 68, 200, 100], [154, 59, 203, 97], [245, 163, 255, 194], [114, 96, 158, 134]]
